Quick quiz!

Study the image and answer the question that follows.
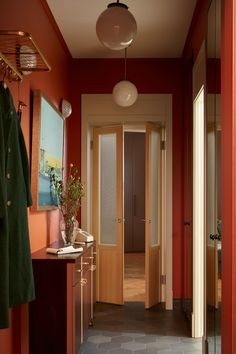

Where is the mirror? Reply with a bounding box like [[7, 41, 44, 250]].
[[206, 0, 221, 352]]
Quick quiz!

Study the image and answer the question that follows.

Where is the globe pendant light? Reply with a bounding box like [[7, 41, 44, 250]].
[[96, 0, 137, 50], [112, 48, 138, 107]]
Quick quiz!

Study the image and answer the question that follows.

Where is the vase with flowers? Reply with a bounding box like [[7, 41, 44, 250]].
[[50, 163, 85, 246]]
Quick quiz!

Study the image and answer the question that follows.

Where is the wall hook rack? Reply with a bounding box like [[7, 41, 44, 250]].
[[0, 30, 51, 82]]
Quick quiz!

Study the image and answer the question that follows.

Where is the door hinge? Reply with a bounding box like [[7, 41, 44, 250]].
[[160, 275, 166, 285], [90, 140, 93, 150], [161, 140, 166, 150]]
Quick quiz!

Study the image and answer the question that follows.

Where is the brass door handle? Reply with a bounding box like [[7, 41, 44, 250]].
[[116, 218, 125, 223], [80, 278, 87, 286], [141, 219, 151, 223]]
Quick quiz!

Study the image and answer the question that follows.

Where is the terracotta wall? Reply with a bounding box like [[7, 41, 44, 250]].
[[0, 0, 71, 353], [68, 58, 185, 298], [182, 57, 193, 301], [221, 0, 235, 352], [179, 0, 210, 303], [181, 0, 210, 304]]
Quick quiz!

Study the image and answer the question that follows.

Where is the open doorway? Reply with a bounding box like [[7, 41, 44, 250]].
[[81, 93, 173, 310], [124, 131, 145, 302]]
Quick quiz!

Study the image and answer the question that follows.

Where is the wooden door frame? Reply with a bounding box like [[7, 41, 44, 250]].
[[192, 42, 205, 338], [81, 93, 173, 309]]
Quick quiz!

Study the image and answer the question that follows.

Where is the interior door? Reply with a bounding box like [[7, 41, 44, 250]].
[[92, 126, 124, 305], [206, 123, 218, 308], [145, 123, 161, 309]]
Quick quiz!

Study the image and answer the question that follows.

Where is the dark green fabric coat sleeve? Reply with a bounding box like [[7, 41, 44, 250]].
[[0, 162, 4, 218], [0, 98, 10, 328], [0, 111, 5, 218], [18, 120, 32, 207]]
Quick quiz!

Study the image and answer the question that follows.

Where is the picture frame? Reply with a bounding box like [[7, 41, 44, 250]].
[[31, 90, 64, 211]]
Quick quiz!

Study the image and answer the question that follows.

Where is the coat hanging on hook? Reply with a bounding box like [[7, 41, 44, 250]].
[[0, 84, 35, 328]]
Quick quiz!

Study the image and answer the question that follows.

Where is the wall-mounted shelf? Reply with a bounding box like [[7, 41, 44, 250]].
[[0, 30, 51, 82]]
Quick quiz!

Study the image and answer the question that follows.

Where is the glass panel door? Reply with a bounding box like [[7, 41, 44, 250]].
[[145, 123, 161, 309], [99, 133, 117, 245], [93, 126, 124, 305]]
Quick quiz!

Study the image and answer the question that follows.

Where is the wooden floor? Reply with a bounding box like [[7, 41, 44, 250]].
[[124, 252, 145, 302]]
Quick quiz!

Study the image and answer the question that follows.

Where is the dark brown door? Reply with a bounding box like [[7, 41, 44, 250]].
[[124, 132, 145, 252]]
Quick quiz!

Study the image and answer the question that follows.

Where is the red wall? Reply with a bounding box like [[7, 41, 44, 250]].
[[183, 0, 236, 353], [0, 0, 71, 353], [182, 58, 193, 300], [181, 0, 209, 303], [221, 0, 235, 352], [182, 0, 209, 61], [68, 58, 185, 298]]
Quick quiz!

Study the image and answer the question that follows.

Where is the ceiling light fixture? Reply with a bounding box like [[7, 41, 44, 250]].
[[60, 99, 72, 119], [112, 48, 138, 107], [96, 0, 137, 50]]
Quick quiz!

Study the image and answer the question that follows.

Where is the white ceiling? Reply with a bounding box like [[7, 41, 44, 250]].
[[46, 0, 197, 59]]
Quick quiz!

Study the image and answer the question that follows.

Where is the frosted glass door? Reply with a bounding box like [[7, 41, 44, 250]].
[[150, 129, 160, 246], [93, 126, 124, 305], [145, 123, 161, 309], [100, 134, 117, 245]]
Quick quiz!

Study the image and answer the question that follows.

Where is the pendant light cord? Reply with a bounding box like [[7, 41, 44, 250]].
[[124, 47, 127, 80]]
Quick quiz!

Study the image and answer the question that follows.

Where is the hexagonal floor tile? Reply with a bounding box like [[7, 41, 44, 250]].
[[87, 335, 111, 344], [121, 341, 146, 351]]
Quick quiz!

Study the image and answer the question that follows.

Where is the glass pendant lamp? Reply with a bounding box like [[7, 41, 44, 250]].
[[112, 48, 138, 107], [96, 0, 137, 50]]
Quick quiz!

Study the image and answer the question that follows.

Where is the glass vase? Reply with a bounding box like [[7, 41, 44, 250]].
[[60, 216, 78, 246]]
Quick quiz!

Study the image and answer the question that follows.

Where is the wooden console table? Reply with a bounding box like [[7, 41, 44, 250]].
[[29, 241, 96, 354]]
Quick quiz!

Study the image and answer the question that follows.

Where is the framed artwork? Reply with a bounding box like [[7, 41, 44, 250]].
[[31, 90, 64, 211]]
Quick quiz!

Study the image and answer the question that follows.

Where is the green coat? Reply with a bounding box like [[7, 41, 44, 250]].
[[0, 84, 35, 328]]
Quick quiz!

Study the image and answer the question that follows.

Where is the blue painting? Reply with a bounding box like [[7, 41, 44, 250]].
[[31, 91, 64, 211], [38, 97, 64, 207]]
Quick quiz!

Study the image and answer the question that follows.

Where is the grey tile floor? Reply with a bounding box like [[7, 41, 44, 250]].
[[79, 328, 202, 353], [78, 302, 203, 354]]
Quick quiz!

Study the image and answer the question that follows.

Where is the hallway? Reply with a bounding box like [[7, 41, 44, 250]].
[[124, 253, 145, 302], [79, 302, 202, 353]]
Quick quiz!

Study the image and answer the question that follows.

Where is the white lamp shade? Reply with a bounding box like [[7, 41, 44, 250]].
[[61, 99, 72, 119], [19, 45, 37, 76], [112, 80, 138, 107], [96, 3, 137, 50]]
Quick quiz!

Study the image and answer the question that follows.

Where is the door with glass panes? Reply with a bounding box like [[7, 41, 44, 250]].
[[92, 124, 161, 308]]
